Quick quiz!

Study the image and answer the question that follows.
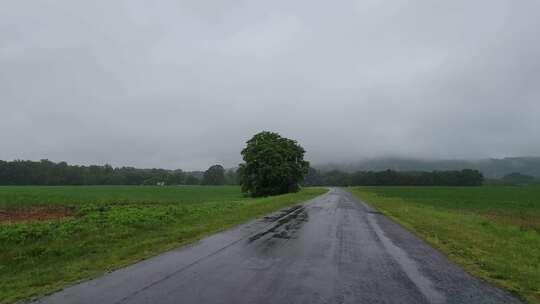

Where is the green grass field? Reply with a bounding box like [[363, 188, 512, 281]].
[[348, 186, 540, 304], [0, 185, 326, 304]]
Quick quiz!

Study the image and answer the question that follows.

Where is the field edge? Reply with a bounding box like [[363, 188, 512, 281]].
[[345, 187, 535, 304], [1, 187, 328, 304]]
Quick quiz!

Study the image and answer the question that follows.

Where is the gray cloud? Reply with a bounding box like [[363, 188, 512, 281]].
[[1, 0, 539, 170]]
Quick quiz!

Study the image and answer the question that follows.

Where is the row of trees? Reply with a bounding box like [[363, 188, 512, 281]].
[[0, 160, 238, 186], [303, 168, 484, 186], [0, 159, 483, 187]]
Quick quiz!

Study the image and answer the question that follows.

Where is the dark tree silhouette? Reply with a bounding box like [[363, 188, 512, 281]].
[[202, 165, 226, 185], [238, 131, 309, 197]]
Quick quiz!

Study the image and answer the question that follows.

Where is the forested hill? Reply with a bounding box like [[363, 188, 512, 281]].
[[315, 157, 540, 178]]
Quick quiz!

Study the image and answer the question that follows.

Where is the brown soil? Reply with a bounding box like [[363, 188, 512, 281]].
[[0, 206, 74, 224]]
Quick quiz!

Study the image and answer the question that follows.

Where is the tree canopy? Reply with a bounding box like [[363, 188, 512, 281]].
[[202, 165, 226, 185], [238, 131, 309, 197]]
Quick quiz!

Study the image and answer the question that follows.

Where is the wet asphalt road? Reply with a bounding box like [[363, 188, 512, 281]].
[[36, 188, 521, 304]]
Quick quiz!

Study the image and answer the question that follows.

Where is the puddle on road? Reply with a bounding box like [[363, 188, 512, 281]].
[[248, 205, 309, 243], [262, 205, 303, 222]]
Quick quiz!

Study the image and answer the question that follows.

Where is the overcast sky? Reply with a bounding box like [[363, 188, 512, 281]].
[[1, 1, 539, 170]]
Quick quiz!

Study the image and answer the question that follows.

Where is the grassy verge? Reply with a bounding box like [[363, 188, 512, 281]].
[[0, 186, 326, 303], [347, 186, 540, 304]]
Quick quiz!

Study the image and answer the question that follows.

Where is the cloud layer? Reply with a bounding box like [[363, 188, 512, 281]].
[[2, 0, 539, 169]]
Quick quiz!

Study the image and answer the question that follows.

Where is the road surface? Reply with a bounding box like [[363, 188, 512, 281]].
[[36, 188, 520, 304]]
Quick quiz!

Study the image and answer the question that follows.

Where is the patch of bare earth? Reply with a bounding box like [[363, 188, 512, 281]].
[[0, 206, 74, 224]]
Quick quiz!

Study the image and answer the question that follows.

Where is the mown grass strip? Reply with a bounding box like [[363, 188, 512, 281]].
[[348, 186, 540, 304]]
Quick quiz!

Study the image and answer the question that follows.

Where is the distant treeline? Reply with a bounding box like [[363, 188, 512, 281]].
[[303, 168, 484, 186], [0, 160, 484, 186], [0, 160, 238, 186]]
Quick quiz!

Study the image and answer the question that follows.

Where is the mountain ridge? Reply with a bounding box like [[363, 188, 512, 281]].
[[314, 157, 540, 178]]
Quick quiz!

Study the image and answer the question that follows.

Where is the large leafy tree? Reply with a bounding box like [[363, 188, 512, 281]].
[[202, 164, 226, 185], [238, 131, 309, 197]]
